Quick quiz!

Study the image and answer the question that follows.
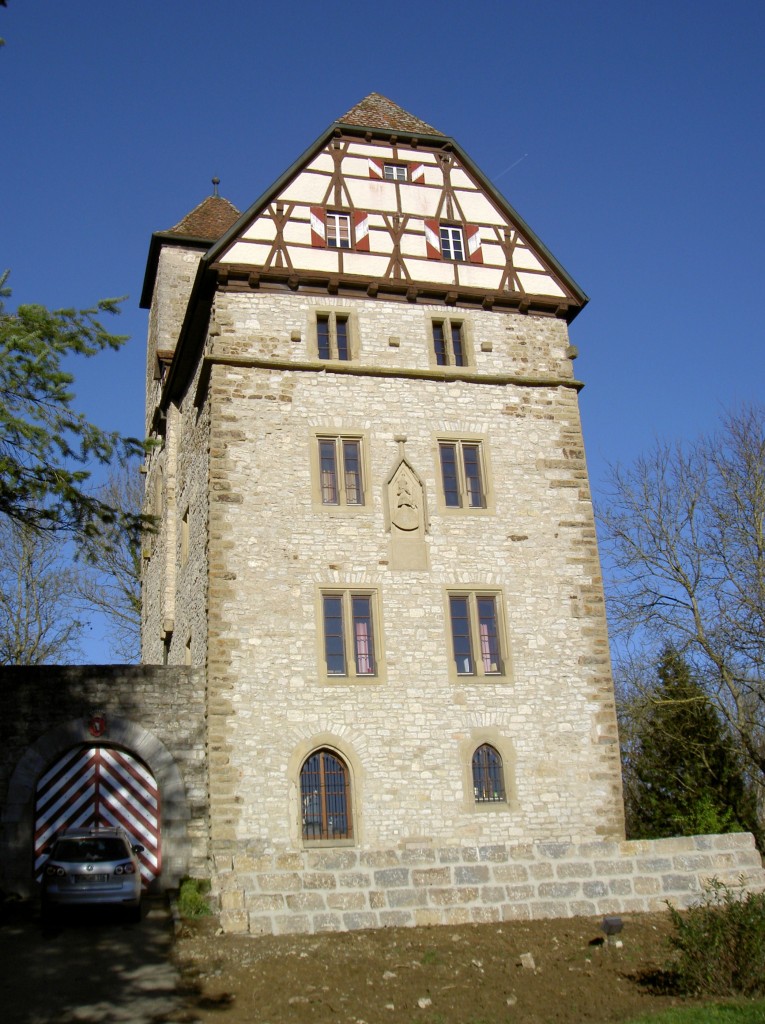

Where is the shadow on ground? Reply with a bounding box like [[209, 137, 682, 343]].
[[0, 896, 184, 1024]]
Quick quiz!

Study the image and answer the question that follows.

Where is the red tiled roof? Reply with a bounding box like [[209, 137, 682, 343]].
[[338, 93, 443, 136], [169, 195, 241, 239]]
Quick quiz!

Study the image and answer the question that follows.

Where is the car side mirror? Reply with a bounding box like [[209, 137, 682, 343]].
[[132, 844, 145, 854]]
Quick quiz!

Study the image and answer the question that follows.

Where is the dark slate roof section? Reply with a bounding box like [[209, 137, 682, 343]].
[[139, 194, 241, 309], [169, 195, 241, 238], [338, 93, 443, 135]]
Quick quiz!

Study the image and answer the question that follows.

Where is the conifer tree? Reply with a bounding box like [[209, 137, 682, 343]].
[[623, 649, 760, 844], [0, 271, 144, 540]]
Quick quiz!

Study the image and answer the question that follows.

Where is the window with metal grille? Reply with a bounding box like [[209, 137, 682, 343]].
[[472, 744, 506, 802], [300, 749, 352, 840], [439, 224, 464, 261], [431, 320, 466, 367], [318, 437, 364, 506], [439, 440, 485, 508], [326, 212, 351, 249], [316, 313, 351, 360], [448, 592, 505, 677], [322, 591, 377, 677]]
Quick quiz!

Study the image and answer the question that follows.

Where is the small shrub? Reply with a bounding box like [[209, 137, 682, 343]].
[[666, 877, 765, 996], [177, 877, 212, 919]]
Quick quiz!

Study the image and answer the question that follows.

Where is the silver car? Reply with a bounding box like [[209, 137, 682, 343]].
[[41, 827, 144, 920]]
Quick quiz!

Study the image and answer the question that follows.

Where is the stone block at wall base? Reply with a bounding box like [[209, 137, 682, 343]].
[[212, 833, 765, 937]]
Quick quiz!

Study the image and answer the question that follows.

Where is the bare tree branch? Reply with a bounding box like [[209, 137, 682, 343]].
[[600, 404, 765, 795]]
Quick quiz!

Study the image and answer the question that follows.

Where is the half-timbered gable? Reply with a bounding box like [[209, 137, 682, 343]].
[[208, 94, 584, 320]]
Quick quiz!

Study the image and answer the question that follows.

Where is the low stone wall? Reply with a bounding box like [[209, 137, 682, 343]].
[[213, 832, 765, 935]]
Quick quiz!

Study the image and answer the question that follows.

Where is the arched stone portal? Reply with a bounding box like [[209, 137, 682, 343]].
[[34, 746, 161, 885], [4, 714, 191, 896]]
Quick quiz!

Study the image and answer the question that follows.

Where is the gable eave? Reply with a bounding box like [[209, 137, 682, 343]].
[[448, 140, 589, 312]]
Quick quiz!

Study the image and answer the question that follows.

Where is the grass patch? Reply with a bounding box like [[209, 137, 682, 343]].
[[626, 1001, 765, 1023], [177, 877, 212, 919]]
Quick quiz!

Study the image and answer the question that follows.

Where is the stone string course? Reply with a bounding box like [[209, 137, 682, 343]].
[[214, 832, 765, 936]]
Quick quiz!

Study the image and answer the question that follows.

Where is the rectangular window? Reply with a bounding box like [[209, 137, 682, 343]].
[[326, 212, 351, 249], [317, 437, 364, 506], [448, 593, 505, 677], [431, 320, 466, 367], [322, 591, 378, 678], [440, 225, 465, 261], [383, 164, 407, 181], [316, 313, 351, 361], [439, 441, 485, 508]]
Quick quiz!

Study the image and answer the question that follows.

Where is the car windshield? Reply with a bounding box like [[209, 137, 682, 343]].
[[51, 838, 130, 863]]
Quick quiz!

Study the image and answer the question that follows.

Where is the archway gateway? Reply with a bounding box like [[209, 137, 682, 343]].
[[34, 746, 161, 885]]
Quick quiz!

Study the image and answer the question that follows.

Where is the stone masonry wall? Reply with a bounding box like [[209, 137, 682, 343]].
[[199, 291, 624, 856], [0, 665, 207, 897], [213, 833, 765, 936]]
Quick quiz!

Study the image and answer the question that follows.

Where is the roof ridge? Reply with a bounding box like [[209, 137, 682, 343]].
[[337, 93, 443, 136]]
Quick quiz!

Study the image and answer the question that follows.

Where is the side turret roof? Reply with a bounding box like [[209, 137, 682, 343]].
[[169, 194, 241, 239], [140, 191, 240, 308]]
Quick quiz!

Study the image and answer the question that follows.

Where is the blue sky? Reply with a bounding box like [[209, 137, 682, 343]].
[[3, 1, 764, 661]]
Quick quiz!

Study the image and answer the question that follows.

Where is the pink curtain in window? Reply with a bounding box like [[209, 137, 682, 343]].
[[355, 621, 372, 674], [480, 623, 494, 672]]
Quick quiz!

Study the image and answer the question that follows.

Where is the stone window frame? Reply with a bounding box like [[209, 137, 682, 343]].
[[432, 431, 494, 516], [458, 728, 518, 814], [309, 430, 371, 514], [309, 308, 360, 362], [427, 316, 473, 369], [288, 733, 364, 848], [443, 588, 511, 684], [315, 587, 387, 686]]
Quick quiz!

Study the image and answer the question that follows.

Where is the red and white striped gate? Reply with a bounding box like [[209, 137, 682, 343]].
[[34, 746, 161, 885]]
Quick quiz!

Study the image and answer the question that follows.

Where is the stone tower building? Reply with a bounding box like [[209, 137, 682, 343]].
[[140, 94, 627, 932]]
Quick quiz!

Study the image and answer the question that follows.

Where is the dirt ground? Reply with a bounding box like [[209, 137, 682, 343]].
[[173, 910, 710, 1024]]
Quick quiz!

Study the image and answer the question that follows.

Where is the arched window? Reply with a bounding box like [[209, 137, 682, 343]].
[[300, 748, 352, 840], [472, 744, 506, 803]]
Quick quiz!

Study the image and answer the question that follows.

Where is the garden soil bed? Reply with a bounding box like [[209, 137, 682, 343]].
[[174, 910, 708, 1023]]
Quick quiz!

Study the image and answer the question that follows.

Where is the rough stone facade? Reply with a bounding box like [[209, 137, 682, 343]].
[[0, 666, 207, 897]]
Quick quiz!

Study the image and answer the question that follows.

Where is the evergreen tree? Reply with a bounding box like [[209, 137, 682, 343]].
[[0, 271, 144, 540], [623, 649, 760, 844]]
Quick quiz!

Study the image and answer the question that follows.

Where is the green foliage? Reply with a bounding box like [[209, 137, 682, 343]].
[[622, 650, 759, 845], [177, 877, 212, 919], [0, 271, 145, 539], [626, 1002, 765, 1022], [666, 879, 765, 997]]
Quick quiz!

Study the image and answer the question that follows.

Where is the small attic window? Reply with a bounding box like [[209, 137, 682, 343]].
[[383, 164, 407, 182], [326, 212, 352, 249]]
